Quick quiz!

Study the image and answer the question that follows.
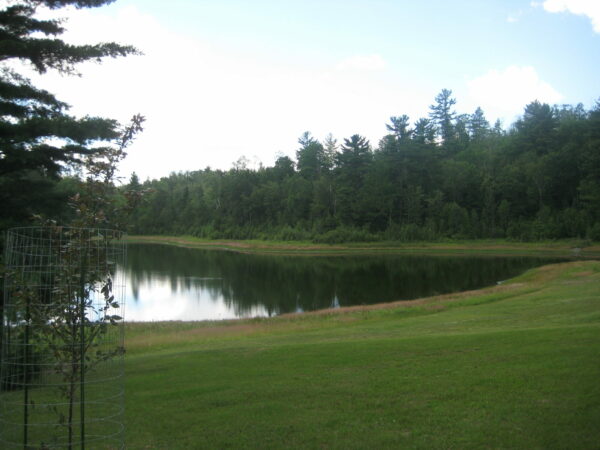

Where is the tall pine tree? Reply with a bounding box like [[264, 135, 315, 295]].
[[429, 88, 457, 144], [0, 0, 139, 228]]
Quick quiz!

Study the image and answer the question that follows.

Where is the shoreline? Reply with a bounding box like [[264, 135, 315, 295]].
[[125, 234, 600, 258], [124, 259, 593, 334], [122, 259, 600, 447]]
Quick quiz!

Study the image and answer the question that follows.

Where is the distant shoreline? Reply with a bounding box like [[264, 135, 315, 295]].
[[125, 235, 600, 258]]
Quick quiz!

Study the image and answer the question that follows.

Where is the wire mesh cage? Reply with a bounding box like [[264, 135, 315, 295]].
[[1, 227, 126, 449]]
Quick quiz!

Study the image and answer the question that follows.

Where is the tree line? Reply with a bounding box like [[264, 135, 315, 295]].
[[0, 1, 598, 244], [125, 91, 600, 243]]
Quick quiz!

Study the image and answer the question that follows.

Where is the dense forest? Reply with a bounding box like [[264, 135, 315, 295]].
[[123, 91, 600, 243], [0, 2, 597, 244], [1, 3, 598, 246]]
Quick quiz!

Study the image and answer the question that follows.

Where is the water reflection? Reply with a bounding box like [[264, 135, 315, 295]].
[[119, 244, 563, 321]]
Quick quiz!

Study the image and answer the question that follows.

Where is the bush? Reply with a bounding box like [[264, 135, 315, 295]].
[[384, 223, 439, 242], [587, 223, 600, 242], [272, 226, 312, 241], [506, 220, 533, 241], [312, 227, 379, 244]]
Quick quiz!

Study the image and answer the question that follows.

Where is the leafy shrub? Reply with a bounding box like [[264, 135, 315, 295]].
[[587, 223, 600, 242], [273, 226, 312, 241], [313, 227, 379, 244], [384, 223, 439, 241]]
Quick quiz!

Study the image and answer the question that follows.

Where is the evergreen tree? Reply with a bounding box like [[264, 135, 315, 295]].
[[492, 119, 505, 136], [468, 107, 490, 140], [122, 94, 600, 243], [386, 115, 412, 141], [454, 113, 470, 146], [296, 131, 325, 180], [579, 100, 600, 225], [128, 172, 141, 191], [271, 155, 295, 180], [0, 0, 139, 228], [412, 117, 436, 144], [514, 100, 558, 155], [322, 133, 338, 171], [335, 134, 372, 224], [429, 88, 457, 143]]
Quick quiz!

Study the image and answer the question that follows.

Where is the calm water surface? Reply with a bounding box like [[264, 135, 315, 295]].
[[119, 244, 564, 321]]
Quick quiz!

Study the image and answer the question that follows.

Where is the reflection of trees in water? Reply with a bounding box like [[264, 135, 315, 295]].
[[121, 244, 563, 318]]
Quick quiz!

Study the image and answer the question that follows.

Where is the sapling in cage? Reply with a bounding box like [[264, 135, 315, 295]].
[[1, 227, 126, 448], [1, 115, 144, 448]]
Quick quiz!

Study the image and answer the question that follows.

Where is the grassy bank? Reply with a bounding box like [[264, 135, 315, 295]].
[[126, 235, 600, 258], [124, 260, 600, 448]]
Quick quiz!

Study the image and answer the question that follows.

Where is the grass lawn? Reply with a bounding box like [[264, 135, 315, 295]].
[[124, 259, 600, 449]]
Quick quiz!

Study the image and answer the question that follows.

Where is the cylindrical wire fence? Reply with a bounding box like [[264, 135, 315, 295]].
[[1, 227, 126, 449]]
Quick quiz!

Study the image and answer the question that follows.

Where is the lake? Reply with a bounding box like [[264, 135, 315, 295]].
[[119, 244, 564, 321]]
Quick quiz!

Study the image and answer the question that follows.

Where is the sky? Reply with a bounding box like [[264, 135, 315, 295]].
[[14, 0, 600, 181]]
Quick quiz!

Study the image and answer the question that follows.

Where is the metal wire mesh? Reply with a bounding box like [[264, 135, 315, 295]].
[[1, 227, 126, 449]]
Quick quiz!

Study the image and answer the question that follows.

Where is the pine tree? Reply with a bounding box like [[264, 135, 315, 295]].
[[468, 107, 490, 140], [412, 117, 435, 144], [322, 133, 337, 171], [386, 115, 412, 141], [0, 0, 139, 227], [335, 134, 372, 224], [429, 88, 457, 144], [296, 131, 325, 180]]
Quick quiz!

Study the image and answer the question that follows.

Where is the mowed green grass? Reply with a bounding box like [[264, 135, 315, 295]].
[[124, 260, 600, 449]]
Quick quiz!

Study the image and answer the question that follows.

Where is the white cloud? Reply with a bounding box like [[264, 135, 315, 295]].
[[537, 0, 600, 32], [335, 54, 388, 72], [7, 7, 413, 180], [465, 66, 563, 125], [507, 10, 524, 23], [12, 6, 219, 179]]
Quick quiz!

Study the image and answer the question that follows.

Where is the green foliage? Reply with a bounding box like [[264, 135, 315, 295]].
[[269, 226, 312, 241], [313, 226, 379, 244], [1, 112, 143, 446], [1, 2, 142, 447], [588, 223, 600, 241], [124, 94, 600, 243], [383, 223, 438, 241], [0, 0, 139, 229], [429, 88, 457, 144]]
